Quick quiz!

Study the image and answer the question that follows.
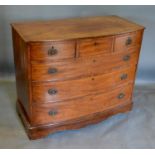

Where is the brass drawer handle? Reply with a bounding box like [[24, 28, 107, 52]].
[[48, 110, 58, 116], [117, 93, 125, 99], [48, 46, 58, 56], [123, 55, 130, 61], [48, 89, 58, 95], [48, 68, 57, 74], [120, 74, 128, 80], [126, 37, 132, 46]]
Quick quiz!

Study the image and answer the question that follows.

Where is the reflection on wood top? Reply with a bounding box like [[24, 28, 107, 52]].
[[11, 15, 145, 42]]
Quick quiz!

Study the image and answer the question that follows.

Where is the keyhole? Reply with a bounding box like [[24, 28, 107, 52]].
[[94, 42, 98, 46], [92, 78, 95, 81]]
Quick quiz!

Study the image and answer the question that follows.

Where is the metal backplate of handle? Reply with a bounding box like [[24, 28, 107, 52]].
[[48, 46, 58, 56], [126, 37, 132, 46], [48, 68, 58, 74], [123, 55, 130, 61], [117, 93, 125, 99], [48, 88, 58, 95], [120, 74, 128, 80], [48, 110, 58, 116]]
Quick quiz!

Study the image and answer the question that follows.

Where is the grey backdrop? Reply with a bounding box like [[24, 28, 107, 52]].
[[0, 6, 154, 84]]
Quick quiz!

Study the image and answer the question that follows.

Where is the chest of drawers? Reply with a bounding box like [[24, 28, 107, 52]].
[[11, 16, 145, 140]]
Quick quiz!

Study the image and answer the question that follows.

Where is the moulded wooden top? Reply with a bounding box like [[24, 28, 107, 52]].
[[11, 15, 145, 43]]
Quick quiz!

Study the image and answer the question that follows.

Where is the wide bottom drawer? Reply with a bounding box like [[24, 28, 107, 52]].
[[31, 83, 133, 125]]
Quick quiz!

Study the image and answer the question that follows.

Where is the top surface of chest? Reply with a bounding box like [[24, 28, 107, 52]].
[[11, 15, 144, 42]]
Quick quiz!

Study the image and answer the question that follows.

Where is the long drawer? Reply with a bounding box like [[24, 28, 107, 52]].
[[31, 51, 139, 82], [31, 83, 133, 125], [32, 66, 136, 104]]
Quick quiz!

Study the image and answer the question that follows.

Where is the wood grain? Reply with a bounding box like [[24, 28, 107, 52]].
[[31, 83, 133, 125], [17, 99, 133, 140], [32, 66, 136, 104], [11, 16, 144, 42], [31, 51, 140, 82], [30, 41, 76, 61], [11, 16, 145, 139], [114, 30, 143, 52], [77, 36, 113, 57], [12, 28, 31, 116]]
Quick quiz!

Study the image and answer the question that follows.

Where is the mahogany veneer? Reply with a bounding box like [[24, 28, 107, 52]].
[[11, 16, 145, 140]]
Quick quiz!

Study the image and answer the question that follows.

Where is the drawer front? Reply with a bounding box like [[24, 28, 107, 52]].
[[31, 83, 133, 125], [32, 66, 136, 104], [114, 30, 143, 52], [77, 36, 113, 57], [31, 51, 139, 82], [30, 41, 75, 61]]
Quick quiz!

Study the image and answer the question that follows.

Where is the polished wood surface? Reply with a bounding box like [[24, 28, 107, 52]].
[[12, 28, 31, 116], [31, 83, 133, 125], [32, 66, 136, 103], [17, 99, 133, 140], [77, 36, 113, 57], [11, 16, 144, 42], [12, 16, 145, 139], [114, 31, 143, 52], [30, 41, 76, 61], [31, 51, 139, 82]]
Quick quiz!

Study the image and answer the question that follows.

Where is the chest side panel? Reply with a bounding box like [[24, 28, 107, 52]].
[[12, 28, 31, 117]]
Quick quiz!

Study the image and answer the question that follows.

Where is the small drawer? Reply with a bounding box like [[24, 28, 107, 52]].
[[31, 83, 133, 125], [77, 36, 113, 57], [32, 66, 136, 104], [30, 41, 75, 61], [114, 31, 143, 52]]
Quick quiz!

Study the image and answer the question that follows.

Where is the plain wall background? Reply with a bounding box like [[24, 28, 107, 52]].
[[0, 5, 154, 84]]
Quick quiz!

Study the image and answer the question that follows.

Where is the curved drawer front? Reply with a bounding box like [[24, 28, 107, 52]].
[[31, 51, 139, 82], [31, 83, 133, 125], [114, 31, 143, 52], [77, 36, 113, 57], [32, 66, 136, 104], [30, 41, 75, 61]]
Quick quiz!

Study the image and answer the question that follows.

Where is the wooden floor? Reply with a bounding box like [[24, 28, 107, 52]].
[[0, 80, 155, 148]]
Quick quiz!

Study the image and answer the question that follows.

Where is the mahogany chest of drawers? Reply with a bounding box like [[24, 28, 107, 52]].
[[11, 16, 145, 140]]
